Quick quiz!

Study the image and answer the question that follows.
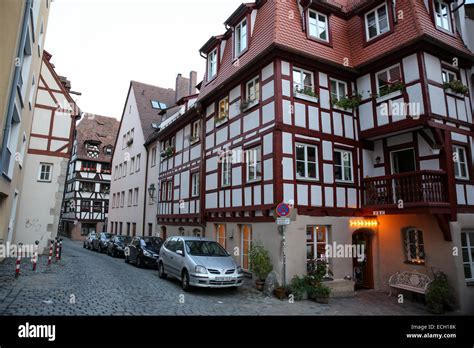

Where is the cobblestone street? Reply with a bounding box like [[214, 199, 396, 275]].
[[0, 239, 431, 316]]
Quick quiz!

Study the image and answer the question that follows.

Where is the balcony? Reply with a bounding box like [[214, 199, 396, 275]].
[[363, 171, 449, 210]]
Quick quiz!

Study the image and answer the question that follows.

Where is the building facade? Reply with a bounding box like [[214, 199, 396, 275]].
[[154, 0, 474, 313], [60, 114, 119, 240], [108, 73, 196, 237], [14, 51, 80, 252], [0, 0, 50, 248]]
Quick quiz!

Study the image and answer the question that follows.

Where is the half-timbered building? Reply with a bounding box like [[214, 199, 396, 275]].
[[154, 0, 474, 312], [60, 114, 119, 240], [14, 51, 80, 252]]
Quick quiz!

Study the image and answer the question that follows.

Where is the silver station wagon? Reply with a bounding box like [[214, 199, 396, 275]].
[[158, 236, 244, 291]]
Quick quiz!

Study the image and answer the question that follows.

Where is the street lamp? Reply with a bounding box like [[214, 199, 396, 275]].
[[148, 183, 156, 202]]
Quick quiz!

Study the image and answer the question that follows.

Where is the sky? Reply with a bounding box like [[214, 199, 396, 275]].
[[44, 0, 244, 119]]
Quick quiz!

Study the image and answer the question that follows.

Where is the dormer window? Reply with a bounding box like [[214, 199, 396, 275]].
[[434, 0, 452, 32], [151, 101, 167, 110], [208, 48, 218, 80], [308, 10, 329, 42], [86, 142, 100, 159], [234, 18, 248, 58], [365, 3, 389, 41], [104, 146, 113, 156]]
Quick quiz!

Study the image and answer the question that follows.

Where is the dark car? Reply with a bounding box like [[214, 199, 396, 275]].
[[124, 236, 163, 268], [83, 232, 97, 250], [107, 235, 132, 258], [93, 232, 114, 253]]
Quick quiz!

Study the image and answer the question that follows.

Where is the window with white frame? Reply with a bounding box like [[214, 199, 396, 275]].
[[136, 154, 141, 172], [151, 147, 157, 167], [167, 181, 173, 201], [234, 18, 247, 57], [128, 189, 133, 207], [434, 0, 452, 31], [246, 146, 262, 182], [191, 120, 200, 142], [376, 64, 402, 95], [208, 48, 218, 80], [130, 157, 135, 174], [121, 191, 125, 207], [334, 149, 353, 182], [308, 10, 329, 42], [453, 145, 469, 179], [38, 163, 52, 182], [365, 3, 390, 40], [161, 181, 167, 201], [216, 97, 229, 122], [123, 161, 127, 177], [221, 152, 232, 187], [442, 68, 457, 84], [330, 78, 347, 102], [296, 143, 318, 180], [461, 231, 474, 281], [134, 188, 139, 206], [293, 67, 314, 94], [403, 228, 425, 264], [245, 76, 260, 103], [191, 172, 199, 197], [306, 226, 329, 261]]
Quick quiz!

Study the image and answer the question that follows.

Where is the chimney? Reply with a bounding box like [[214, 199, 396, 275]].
[[175, 73, 190, 102], [189, 71, 197, 96]]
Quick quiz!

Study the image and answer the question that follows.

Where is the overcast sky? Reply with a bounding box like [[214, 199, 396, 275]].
[[44, 0, 244, 119]]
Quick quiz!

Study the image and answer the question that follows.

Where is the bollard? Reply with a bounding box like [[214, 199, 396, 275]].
[[32, 240, 39, 271], [55, 238, 60, 262], [47, 240, 53, 266], [59, 238, 63, 260], [15, 243, 23, 278]]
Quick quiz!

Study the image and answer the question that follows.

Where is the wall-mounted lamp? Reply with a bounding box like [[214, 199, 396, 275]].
[[349, 219, 379, 228], [375, 156, 381, 165], [148, 183, 156, 202]]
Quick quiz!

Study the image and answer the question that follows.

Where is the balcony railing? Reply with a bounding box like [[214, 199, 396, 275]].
[[363, 170, 448, 206]]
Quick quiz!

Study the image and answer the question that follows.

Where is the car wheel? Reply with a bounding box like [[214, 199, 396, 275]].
[[136, 256, 142, 268], [125, 255, 129, 263], [158, 262, 167, 279], [181, 270, 191, 292]]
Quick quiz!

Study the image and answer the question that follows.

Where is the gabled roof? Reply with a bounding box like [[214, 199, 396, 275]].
[[76, 114, 120, 162], [131, 81, 176, 140], [198, 0, 473, 101]]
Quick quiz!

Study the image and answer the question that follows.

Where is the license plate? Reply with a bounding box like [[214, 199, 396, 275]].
[[215, 277, 232, 281]]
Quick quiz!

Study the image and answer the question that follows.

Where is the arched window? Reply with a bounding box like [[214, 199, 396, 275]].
[[403, 228, 425, 264]]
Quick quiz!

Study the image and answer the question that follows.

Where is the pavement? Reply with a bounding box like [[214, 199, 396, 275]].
[[0, 239, 432, 316]]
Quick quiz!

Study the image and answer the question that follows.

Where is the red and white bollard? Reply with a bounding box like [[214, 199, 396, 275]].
[[55, 238, 60, 262], [32, 240, 39, 271], [47, 240, 53, 266], [15, 243, 23, 278]]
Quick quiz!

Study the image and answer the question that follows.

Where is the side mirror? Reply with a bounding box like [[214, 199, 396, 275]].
[[176, 250, 183, 256]]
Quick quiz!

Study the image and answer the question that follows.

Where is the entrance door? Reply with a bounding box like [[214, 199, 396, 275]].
[[390, 148, 416, 203], [352, 230, 374, 289]]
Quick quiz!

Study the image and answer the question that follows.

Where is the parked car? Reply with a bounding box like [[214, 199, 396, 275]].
[[124, 236, 163, 268], [83, 232, 97, 250], [107, 235, 132, 258], [93, 232, 114, 253], [158, 236, 244, 291]]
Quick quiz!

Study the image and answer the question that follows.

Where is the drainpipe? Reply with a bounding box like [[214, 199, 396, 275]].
[[142, 144, 149, 236], [1, 0, 32, 167]]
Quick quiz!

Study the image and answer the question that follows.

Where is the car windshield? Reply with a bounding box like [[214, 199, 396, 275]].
[[142, 237, 162, 251], [185, 241, 228, 257], [117, 236, 131, 243], [104, 233, 112, 239]]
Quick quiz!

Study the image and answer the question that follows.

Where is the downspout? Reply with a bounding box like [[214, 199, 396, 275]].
[[197, 105, 207, 236], [1, 0, 32, 168], [452, 0, 465, 12], [142, 144, 149, 236]]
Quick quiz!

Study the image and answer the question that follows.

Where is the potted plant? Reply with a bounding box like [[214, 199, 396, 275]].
[[289, 275, 311, 301], [442, 79, 469, 96], [274, 286, 288, 300], [295, 87, 318, 98], [378, 81, 405, 97], [426, 270, 455, 314], [431, 143, 442, 155], [333, 93, 362, 110], [188, 135, 199, 143], [309, 283, 331, 304], [249, 243, 273, 291]]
